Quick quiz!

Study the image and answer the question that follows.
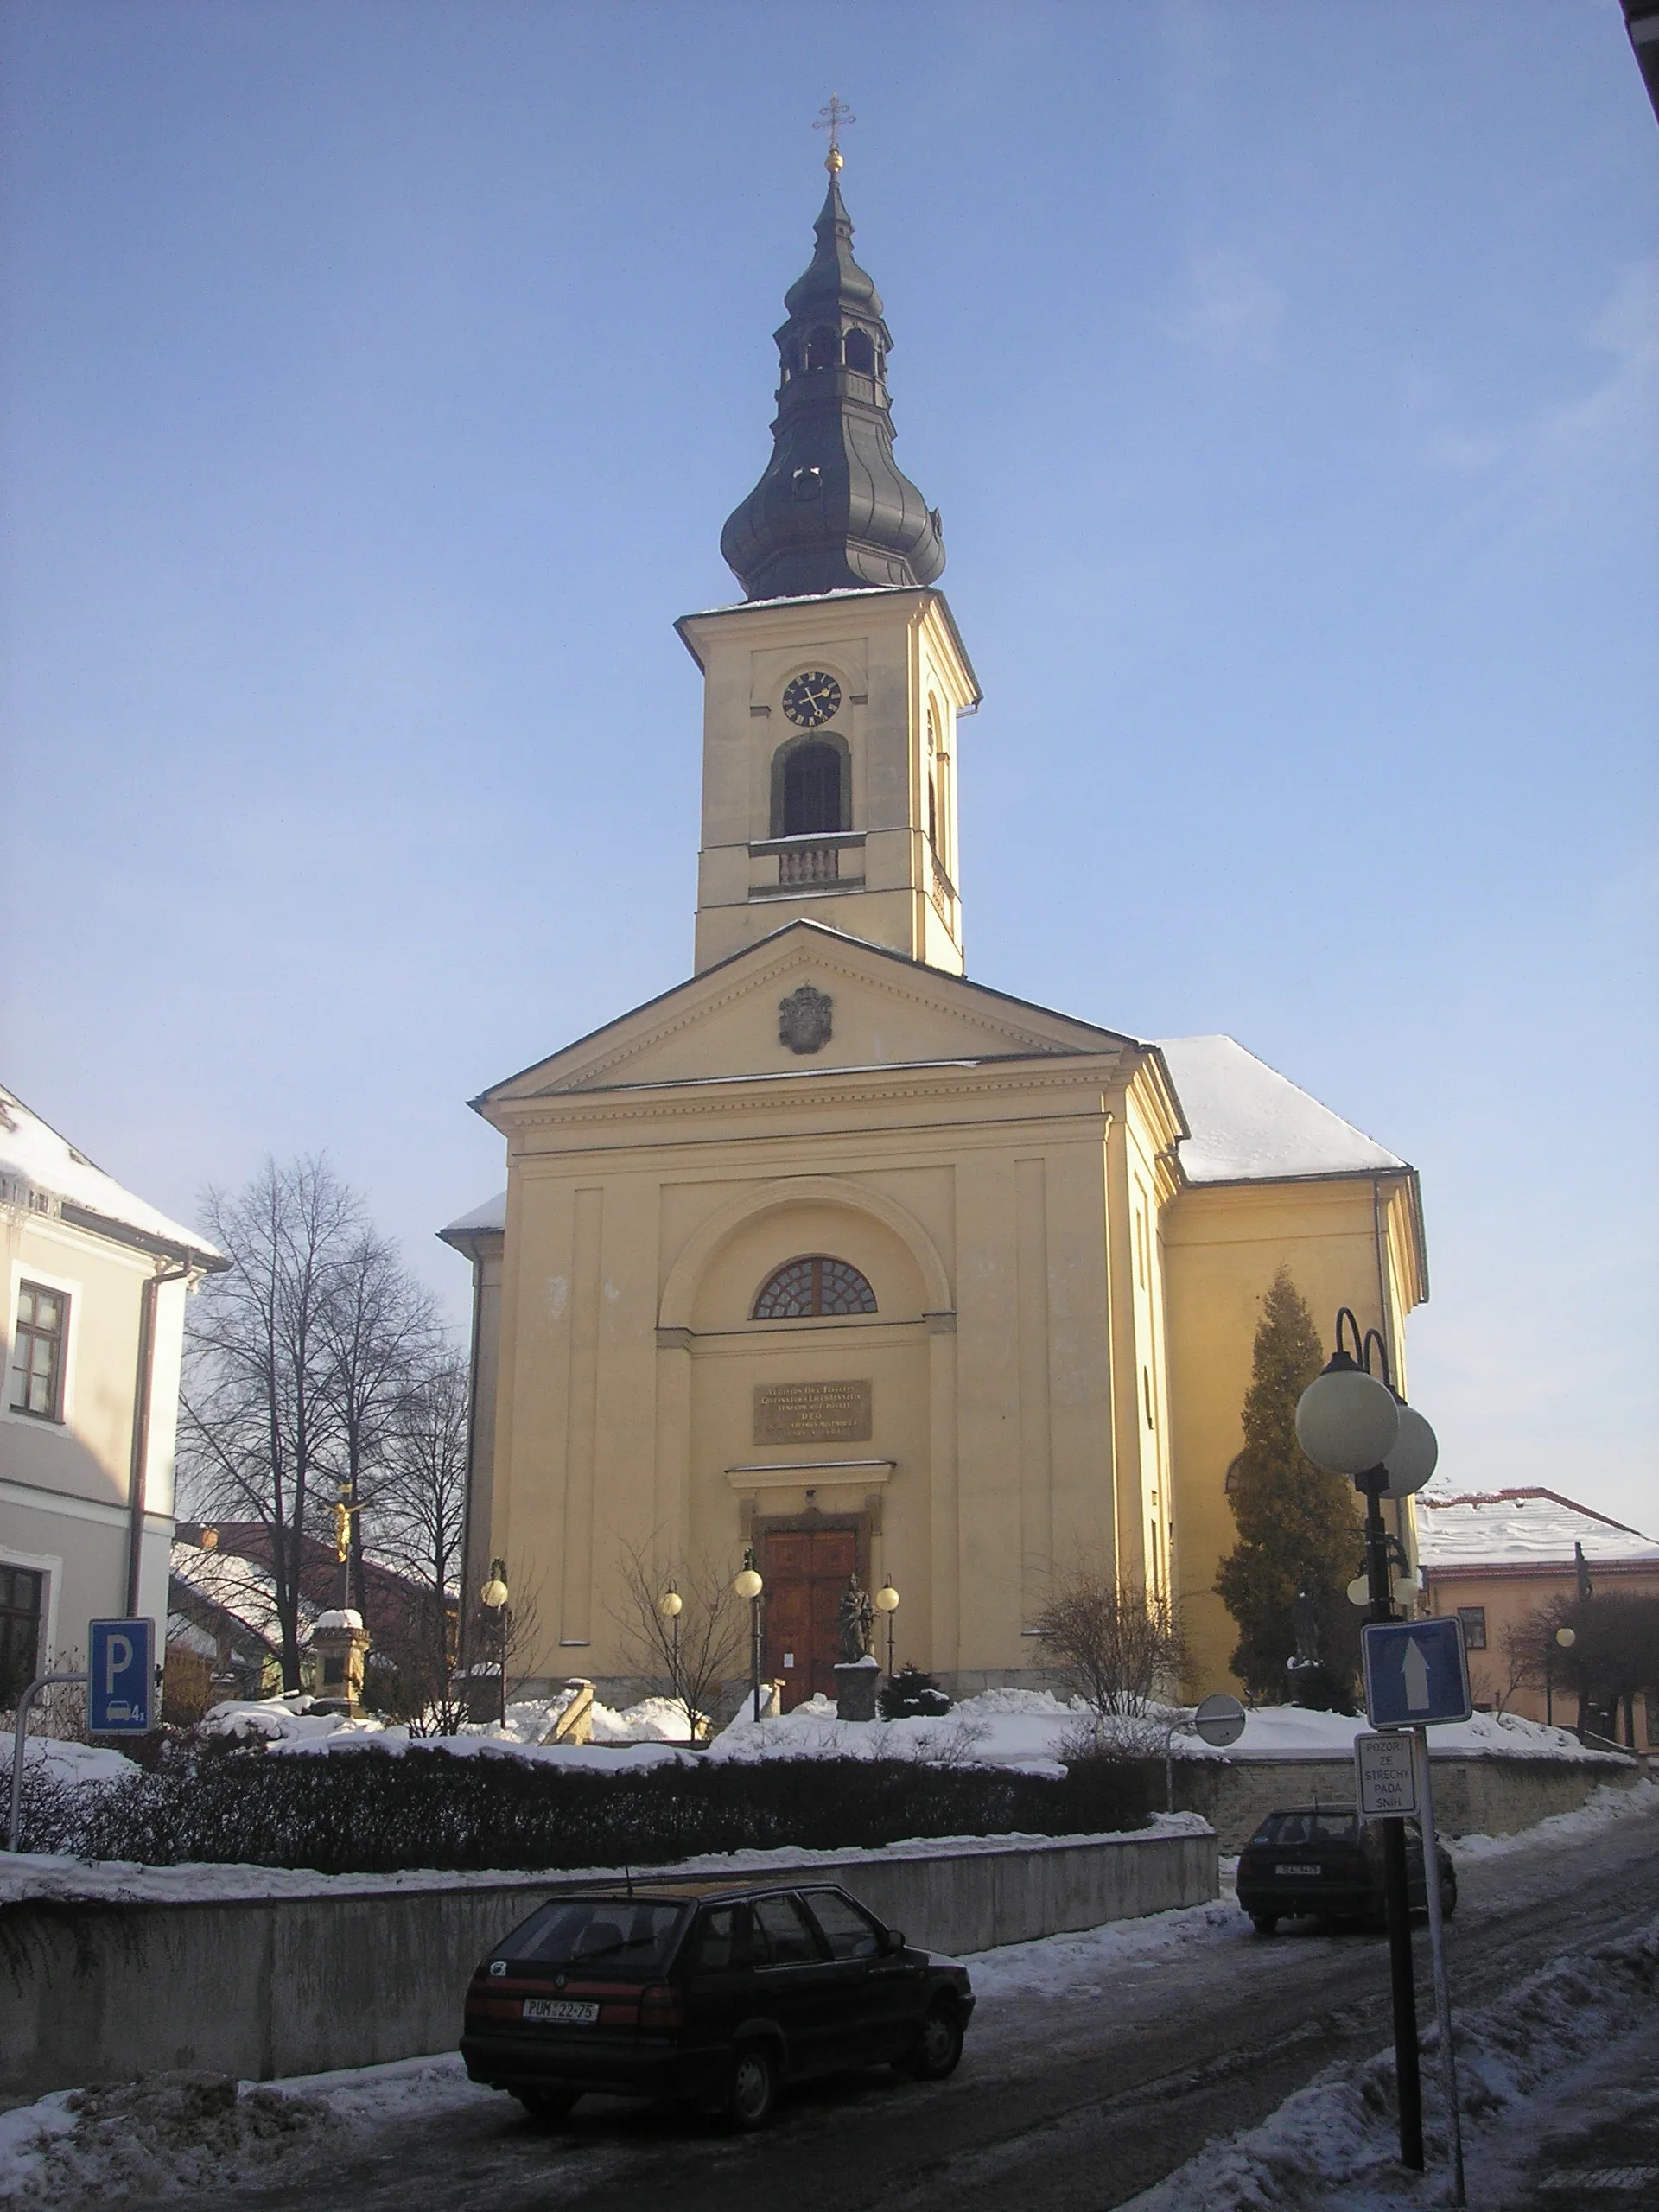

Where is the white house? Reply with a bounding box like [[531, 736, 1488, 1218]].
[[1, 1084, 226, 1696]]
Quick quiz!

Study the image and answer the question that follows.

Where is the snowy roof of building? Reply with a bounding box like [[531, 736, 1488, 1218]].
[[0, 1083, 225, 1265], [1156, 1036, 1408, 1185], [171, 1543, 307, 1648], [439, 1189, 506, 1245], [1414, 1482, 1659, 1572]]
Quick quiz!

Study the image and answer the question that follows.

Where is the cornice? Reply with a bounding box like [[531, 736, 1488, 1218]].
[[496, 1058, 1129, 1136]]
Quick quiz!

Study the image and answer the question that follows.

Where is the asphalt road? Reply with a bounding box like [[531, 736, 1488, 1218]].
[[226, 1798, 1659, 2212]]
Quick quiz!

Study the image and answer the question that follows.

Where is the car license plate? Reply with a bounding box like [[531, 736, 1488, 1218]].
[[521, 1999, 599, 2024], [1274, 1863, 1322, 1877]]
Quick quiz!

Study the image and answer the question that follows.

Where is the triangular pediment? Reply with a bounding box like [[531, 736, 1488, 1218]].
[[476, 923, 1138, 1109]]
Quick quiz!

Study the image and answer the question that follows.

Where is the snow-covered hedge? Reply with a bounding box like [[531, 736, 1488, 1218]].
[[16, 1737, 1157, 1875]]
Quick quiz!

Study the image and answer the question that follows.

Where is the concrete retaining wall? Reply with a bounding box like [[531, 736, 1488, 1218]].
[[1172, 1751, 1639, 1850], [0, 1824, 1215, 2104]]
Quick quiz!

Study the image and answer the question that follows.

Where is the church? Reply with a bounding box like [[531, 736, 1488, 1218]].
[[441, 151, 1427, 1708]]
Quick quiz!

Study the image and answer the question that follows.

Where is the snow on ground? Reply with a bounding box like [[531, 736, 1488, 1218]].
[[1124, 1913, 1659, 2209], [0, 1810, 1211, 1909], [708, 1689, 1623, 1769], [0, 2072, 345, 2209], [1446, 1776, 1658, 1863], [3, 1800, 1652, 2208], [7, 1688, 1612, 1794], [0, 1738, 137, 1787], [0, 1840, 1236, 2207]]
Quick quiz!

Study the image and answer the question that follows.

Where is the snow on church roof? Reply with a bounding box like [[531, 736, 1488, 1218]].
[[1414, 1483, 1659, 1573], [1156, 1035, 1408, 1186], [439, 1190, 506, 1245], [441, 1036, 1408, 1246], [0, 1082, 224, 1264]]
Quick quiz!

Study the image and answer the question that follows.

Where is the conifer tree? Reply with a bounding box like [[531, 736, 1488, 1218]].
[[1214, 1268, 1364, 1707]]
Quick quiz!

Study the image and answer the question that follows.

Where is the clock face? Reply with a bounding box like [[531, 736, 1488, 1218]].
[[782, 671, 842, 728]]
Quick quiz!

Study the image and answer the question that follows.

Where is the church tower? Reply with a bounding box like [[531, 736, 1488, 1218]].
[[682, 152, 977, 976]]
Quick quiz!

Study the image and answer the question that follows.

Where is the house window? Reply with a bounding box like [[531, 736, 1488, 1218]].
[[753, 1257, 878, 1320], [0, 1564, 44, 1702], [1456, 1605, 1487, 1651], [9, 1283, 67, 1421]]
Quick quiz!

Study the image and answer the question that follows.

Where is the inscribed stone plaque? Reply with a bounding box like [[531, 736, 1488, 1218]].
[[753, 1380, 873, 1446]]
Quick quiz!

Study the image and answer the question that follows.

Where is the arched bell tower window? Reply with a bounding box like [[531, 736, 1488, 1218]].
[[752, 1255, 878, 1320], [782, 742, 842, 836], [804, 326, 840, 372], [843, 328, 874, 375]]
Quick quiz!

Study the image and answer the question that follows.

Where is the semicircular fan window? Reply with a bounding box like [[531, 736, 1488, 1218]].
[[752, 1256, 878, 1320]]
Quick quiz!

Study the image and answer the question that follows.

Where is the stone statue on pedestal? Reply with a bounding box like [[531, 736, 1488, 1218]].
[[836, 1575, 875, 1665]]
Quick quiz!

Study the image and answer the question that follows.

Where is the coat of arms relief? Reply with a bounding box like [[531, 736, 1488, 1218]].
[[778, 984, 833, 1054]]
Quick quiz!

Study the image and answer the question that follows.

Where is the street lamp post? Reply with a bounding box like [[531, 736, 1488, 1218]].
[[874, 1580, 899, 1677], [1545, 1624, 1576, 1728], [1295, 1308, 1438, 2178], [659, 1583, 685, 1740], [734, 1552, 764, 1722], [480, 1558, 510, 1729]]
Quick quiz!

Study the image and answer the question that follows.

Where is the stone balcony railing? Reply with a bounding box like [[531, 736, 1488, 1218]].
[[748, 831, 866, 898]]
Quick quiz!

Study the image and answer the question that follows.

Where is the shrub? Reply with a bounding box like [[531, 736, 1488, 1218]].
[[878, 1664, 951, 1719], [23, 1743, 1156, 1875]]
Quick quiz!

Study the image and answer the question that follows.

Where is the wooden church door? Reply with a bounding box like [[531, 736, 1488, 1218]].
[[761, 1526, 858, 1710]]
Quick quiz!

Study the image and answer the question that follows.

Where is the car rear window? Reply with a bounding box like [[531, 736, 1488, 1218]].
[[1251, 1812, 1360, 1847], [494, 1898, 689, 1974]]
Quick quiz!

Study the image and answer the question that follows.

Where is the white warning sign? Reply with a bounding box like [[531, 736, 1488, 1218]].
[[1356, 1729, 1418, 1818]]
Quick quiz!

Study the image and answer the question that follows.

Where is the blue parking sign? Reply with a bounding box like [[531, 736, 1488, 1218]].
[[88, 1618, 155, 1733], [1362, 1616, 1471, 1729]]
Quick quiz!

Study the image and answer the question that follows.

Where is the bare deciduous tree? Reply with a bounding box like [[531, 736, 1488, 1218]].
[[180, 1158, 361, 1689], [366, 1349, 470, 1720], [319, 1227, 441, 1614], [608, 1542, 750, 1742], [1034, 1561, 1189, 1730], [181, 1157, 467, 1702]]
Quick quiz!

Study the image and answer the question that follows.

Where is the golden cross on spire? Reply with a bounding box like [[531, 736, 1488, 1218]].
[[814, 92, 855, 175]]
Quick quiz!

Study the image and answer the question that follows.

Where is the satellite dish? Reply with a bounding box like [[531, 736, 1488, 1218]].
[[1193, 1692, 1247, 1748]]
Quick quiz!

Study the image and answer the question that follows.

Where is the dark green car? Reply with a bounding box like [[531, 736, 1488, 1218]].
[[461, 1877, 975, 2129], [1236, 1806, 1457, 1935]]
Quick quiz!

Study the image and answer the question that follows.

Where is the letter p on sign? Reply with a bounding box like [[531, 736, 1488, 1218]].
[[88, 1618, 154, 1733]]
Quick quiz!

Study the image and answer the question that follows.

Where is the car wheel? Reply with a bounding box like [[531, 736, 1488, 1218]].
[[896, 2001, 964, 2082], [1250, 1914, 1279, 1936], [727, 2043, 779, 2131], [516, 2086, 580, 2124]]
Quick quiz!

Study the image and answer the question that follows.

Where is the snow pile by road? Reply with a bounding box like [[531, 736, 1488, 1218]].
[[0, 2070, 342, 2209], [1125, 1913, 1659, 2209], [1448, 1776, 1657, 1864]]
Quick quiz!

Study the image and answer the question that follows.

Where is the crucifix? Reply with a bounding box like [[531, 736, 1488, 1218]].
[[331, 1487, 361, 1607], [814, 92, 855, 175]]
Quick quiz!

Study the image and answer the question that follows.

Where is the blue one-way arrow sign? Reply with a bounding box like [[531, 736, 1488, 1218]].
[[1362, 1616, 1472, 1729]]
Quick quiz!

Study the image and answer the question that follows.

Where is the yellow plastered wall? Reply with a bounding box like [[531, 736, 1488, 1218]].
[[1160, 1172, 1423, 1699]]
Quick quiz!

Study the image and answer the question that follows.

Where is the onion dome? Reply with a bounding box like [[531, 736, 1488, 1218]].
[[720, 172, 944, 601]]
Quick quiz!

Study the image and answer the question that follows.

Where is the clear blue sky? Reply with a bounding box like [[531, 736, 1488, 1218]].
[[3, 3, 1655, 1527]]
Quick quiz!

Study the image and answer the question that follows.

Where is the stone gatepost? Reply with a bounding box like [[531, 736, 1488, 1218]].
[[307, 1608, 372, 1714]]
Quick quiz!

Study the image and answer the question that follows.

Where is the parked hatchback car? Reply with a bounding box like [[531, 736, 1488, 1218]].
[[461, 1878, 976, 2129], [1236, 1806, 1456, 1935]]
